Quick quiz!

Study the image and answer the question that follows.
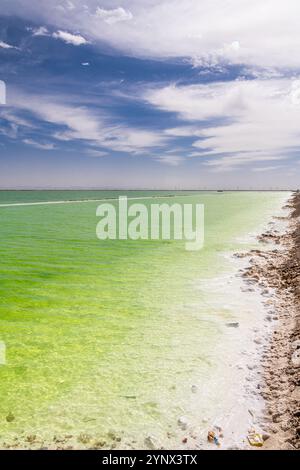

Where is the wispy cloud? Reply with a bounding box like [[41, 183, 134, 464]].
[[23, 138, 55, 150], [145, 78, 300, 169], [203, 153, 285, 172], [85, 149, 108, 157], [31, 26, 49, 37], [155, 155, 184, 166], [6, 89, 168, 155], [251, 165, 286, 172], [0, 40, 17, 49]]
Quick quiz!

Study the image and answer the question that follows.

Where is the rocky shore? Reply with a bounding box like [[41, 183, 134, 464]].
[[240, 192, 300, 450]]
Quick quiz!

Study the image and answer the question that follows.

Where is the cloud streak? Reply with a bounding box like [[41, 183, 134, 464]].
[[0, 40, 17, 49], [23, 138, 55, 150], [5, 88, 168, 155], [145, 78, 300, 169]]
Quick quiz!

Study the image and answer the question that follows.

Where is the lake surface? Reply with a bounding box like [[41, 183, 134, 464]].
[[0, 191, 288, 448]]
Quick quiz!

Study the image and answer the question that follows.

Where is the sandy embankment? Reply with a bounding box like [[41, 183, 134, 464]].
[[240, 192, 300, 450]]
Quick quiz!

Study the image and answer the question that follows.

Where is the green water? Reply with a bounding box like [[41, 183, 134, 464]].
[[0, 191, 288, 448]]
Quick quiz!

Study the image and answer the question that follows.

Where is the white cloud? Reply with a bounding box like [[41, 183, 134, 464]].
[[164, 126, 199, 137], [29, 25, 88, 46], [145, 78, 300, 169], [0, 80, 6, 105], [95, 7, 133, 25], [52, 30, 88, 46], [31, 26, 49, 37], [65, 0, 75, 10], [23, 138, 55, 150], [155, 155, 184, 166], [3, 1, 300, 68], [9, 89, 167, 154], [86, 149, 108, 157], [251, 165, 285, 172], [0, 40, 17, 49], [0, 109, 35, 129], [203, 154, 285, 172]]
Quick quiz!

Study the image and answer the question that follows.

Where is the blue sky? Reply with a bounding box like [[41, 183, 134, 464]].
[[0, 0, 300, 189]]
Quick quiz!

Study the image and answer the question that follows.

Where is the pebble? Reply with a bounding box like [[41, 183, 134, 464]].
[[145, 436, 156, 449], [291, 349, 300, 367], [291, 339, 300, 350], [225, 322, 239, 328], [5, 412, 15, 423], [177, 416, 188, 430]]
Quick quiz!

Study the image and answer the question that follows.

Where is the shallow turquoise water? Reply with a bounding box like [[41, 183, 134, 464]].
[[0, 191, 288, 448]]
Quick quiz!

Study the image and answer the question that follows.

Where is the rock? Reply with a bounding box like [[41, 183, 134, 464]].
[[225, 322, 239, 328], [281, 442, 296, 450], [241, 287, 255, 292], [191, 385, 198, 393], [107, 431, 121, 442], [291, 340, 300, 351], [5, 412, 15, 423], [144, 435, 156, 449], [291, 386, 300, 400], [78, 433, 92, 444], [177, 416, 188, 430], [92, 440, 106, 449], [272, 412, 284, 423], [281, 421, 290, 432], [262, 424, 278, 434], [291, 350, 300, 367], [214, 424, 223, 432], [262, 433, 271, 441]]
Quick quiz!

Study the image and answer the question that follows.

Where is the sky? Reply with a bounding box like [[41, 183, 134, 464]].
[[0, 0, 300, 189]]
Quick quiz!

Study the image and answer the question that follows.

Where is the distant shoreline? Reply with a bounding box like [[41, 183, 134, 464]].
[[0, 189, 295, 192]]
